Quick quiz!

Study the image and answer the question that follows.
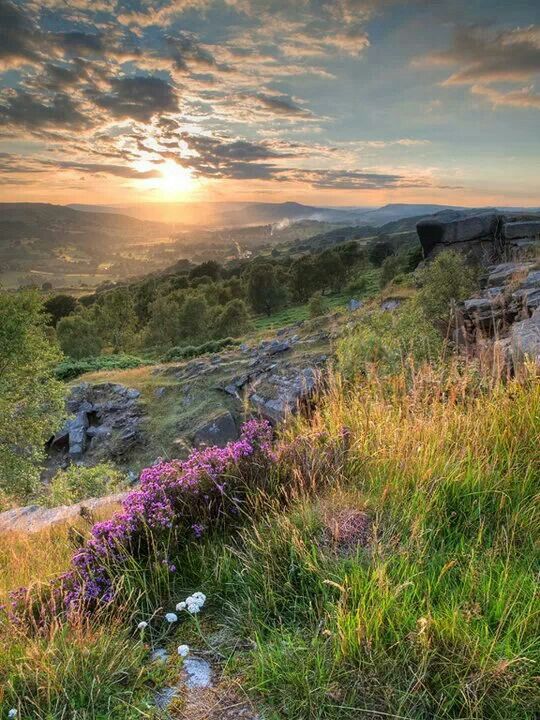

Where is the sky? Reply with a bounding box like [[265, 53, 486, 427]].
[[0, 0, 539, 208]]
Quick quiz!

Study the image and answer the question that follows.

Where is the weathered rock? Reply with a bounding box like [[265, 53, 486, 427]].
[[193, 412, 238, 447], [250, 366, 319, 423], [487, 262, 532, 287], [266, 340, 291, 355], [0, 492, 126, 535], [48, 382, 145, 469], [417, 212, 498, 256], [381, 298, 402, 312], [68, 411, 89, 459], [348, 298, 362, 311], [510, 310, 540, 364], [463, 296, 505, 325], [503, 220, 540, 240]]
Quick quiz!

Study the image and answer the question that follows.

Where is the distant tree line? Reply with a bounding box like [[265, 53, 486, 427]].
[[46, 237, 420, 359]]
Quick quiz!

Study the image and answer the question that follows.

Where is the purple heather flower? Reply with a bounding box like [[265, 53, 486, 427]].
[[7, 419, 275, 618]]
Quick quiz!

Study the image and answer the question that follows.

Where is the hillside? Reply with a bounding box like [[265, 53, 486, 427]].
[[0, 203, 175, 290]]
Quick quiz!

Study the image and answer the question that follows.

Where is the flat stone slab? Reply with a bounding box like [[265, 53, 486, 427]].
[[0, 492, 127, 534]]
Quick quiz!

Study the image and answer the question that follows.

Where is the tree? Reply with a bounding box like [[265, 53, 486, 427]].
[[95, 288, 137, 352], [44, 293, 78, 326], [56, 314, 102, 359], [0, 290, 65, 501], [145, 294, 183, 348], [178, 294, 210, 342], [247, 263, 287, 315], [213, 299, 251, 338], [316, 250, 347, 292], [379, 254, 403, 288], [189, 260, 222, 282], [289, 256, 319, 302], [368, 240, 394, 267], [417, 250, 476, 332]]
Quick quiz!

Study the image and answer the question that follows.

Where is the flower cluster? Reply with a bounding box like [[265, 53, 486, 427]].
[[53, 419, 274, 612], [176, 591, 206, 614]]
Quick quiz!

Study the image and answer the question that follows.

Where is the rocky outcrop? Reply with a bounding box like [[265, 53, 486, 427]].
[[47, 383, 145, 470], [459, 261, 540, 368], [417, 210, 540, 261]]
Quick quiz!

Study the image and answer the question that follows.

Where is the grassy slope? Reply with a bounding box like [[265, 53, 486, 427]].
[[1, 359, 538, 719]]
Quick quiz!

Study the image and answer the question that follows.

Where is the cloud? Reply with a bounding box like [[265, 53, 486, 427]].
[[89, 76, 179, 122], [415, 24, 540, 110], [0, 0, 43, 68], [244, 92, 314, 117], [471, 83, 540, 109], [54, 31, 105, 55], [47, 160, 162, 178], [0, 90, 89, 129]]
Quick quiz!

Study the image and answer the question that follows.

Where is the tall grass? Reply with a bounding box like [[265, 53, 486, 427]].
[[1, 361, 538, 719]]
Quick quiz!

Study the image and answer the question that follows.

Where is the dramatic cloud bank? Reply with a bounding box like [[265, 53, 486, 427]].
[[0, 0, 538, 204]]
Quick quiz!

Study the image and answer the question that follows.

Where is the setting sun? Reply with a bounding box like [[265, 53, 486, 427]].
[[156, 160, 195, 196]]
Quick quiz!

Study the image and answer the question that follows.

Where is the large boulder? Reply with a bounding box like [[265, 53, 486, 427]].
[[417, 212, 498, 256]]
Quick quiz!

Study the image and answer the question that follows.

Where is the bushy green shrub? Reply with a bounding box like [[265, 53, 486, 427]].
[[416, 249, 476, 330], [41, 463, 129, 507], [161, 337, 239, 362], [308, 291, 325, 318], [337, 300, 443, 378], [54, 354, 147, 381]]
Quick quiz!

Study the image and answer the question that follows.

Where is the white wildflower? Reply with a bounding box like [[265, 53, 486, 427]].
[[177, 644, 190, 657], [165, 612, 178, 623], [191, 591, 206, 605], [176, 601, 186, 611], [8, 710, 17, 719], [186, 601, 201, 614], [137, 621, 148, 630]]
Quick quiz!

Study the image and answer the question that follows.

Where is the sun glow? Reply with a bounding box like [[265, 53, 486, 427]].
[[156, 160, 195, 196], [135, 158, 197, 198]]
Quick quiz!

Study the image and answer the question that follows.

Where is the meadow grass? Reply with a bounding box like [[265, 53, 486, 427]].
[[1, 361, 538, 719]]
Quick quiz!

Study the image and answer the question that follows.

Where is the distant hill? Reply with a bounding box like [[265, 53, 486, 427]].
[[69, 201, 375, 227], [0, 203, 174, 290]]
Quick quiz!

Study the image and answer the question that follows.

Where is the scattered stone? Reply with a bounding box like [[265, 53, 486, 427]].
[[250, 366, 319, 423], [266, 340, 291, 355], [381, 298, 402, 312], [49, 383, 145, 468], [348, 298, 362, 311], [183, 657, 213, 689]]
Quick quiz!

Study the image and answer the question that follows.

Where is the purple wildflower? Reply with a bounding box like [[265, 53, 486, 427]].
[[42, 419, 275, 614]]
